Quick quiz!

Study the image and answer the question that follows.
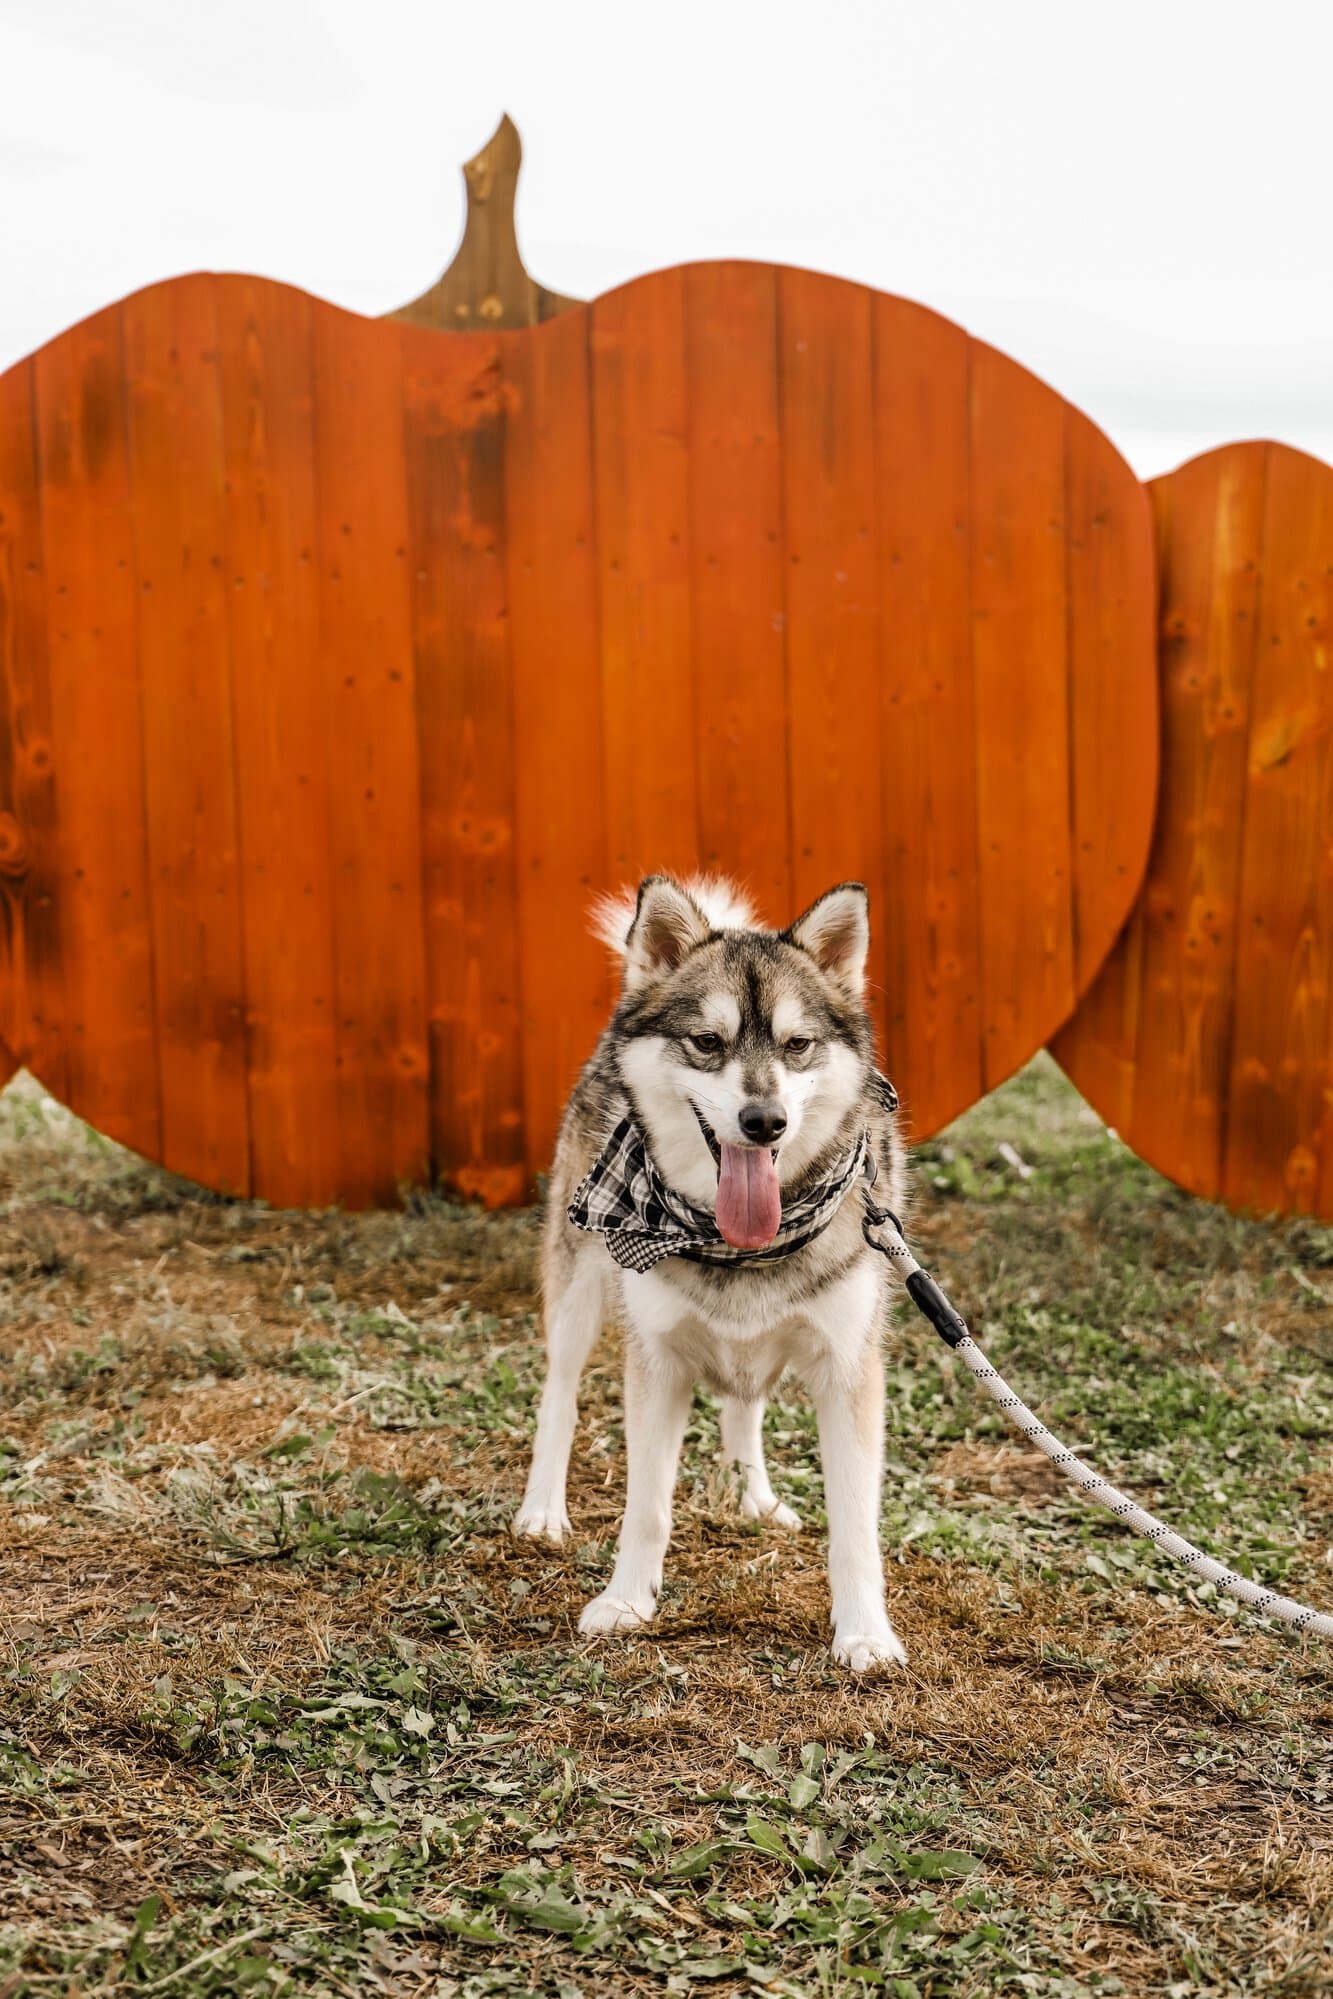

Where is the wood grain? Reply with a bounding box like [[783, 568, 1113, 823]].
[[0, 359, 62, 1091], [402, 323, 525, 1205], [389, 115, 581, 333], [591, 269, 699, 883], [217, 276, 340, 1208], [504, 308, 610, 1177], [872, 297, 981, 1135], [1066, 415, 1158, 994], [0, 261, 1158, 1204], [1055, 442, 1333, 1219], [1055, 447, 1265, 1193], [1134, 449, 1265, 1195], [311, 304, 430, 1206], [123, 275, 250, 1194], [969, 341, 1075, 1091], [33, 304, 161, 1160], [777, 270, 886, 1010], [684, 263, 791, 921], [1224, 447, 1333, 1213]]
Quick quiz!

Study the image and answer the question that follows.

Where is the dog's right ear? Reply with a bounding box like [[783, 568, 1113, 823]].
[[623, 876, 713, 990]]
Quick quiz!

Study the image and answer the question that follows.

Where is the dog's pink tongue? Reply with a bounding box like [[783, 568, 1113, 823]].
[[716, 1143, 782, 1249]]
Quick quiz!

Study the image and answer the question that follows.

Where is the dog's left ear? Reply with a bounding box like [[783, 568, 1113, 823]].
[[786, 883, 870, 994]]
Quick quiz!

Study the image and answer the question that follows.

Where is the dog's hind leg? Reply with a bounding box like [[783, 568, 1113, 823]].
[[719, 1397, 800, 1528], [515, 1244, 605, 1545]]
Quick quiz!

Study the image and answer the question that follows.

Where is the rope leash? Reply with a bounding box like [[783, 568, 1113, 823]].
[[861, 1197, 1333, 1640]]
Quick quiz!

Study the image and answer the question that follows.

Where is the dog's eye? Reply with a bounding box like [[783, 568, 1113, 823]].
[[687, 1032, 724, 1056], [784, 1036, 814, 1056]]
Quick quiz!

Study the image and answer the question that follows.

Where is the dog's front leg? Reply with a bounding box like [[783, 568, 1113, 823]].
[[804, 1271, 906, 1673], [515, 1243, 605, 1545], [579, 1338, 692, 1636]]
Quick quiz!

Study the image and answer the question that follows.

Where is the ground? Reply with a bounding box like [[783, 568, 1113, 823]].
[[0, 1057, 1330, 1997]]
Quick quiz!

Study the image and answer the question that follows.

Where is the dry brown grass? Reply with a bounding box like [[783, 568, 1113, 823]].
[[0, 1062, 1329, 1995]]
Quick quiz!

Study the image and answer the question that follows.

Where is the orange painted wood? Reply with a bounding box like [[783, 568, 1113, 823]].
[[873, 299, 982, 1134], [32, 305, 161, 1160], [503, 308, 611, 1178], [1066, 413, 1159, 997], [1055, 441, 1333, 1218], [311, 305, 431, 1207], [685, 263, 792, 920], [1054, 447, 1265, 1194], [591, 269, 700, 882], [0, 264, 1156, 1205], [0, 360, 63, 1097], [1136, 451, 1263, 1191], [401, 325, 526, 1206], [778, 270, 887, 1037], [969, 344, 1076, 1090], [1225, 449, 1333, 1213], [123, 277, 251, 1195], [216, 276, 341, 1208]]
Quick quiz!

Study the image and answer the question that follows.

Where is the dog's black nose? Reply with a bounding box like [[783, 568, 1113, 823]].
[[739, 1099, 787, 1145]]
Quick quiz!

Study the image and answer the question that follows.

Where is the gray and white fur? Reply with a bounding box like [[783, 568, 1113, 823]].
[[515, 874, 908, 1673]]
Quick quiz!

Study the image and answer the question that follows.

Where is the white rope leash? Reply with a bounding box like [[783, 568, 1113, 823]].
[[864, 1206, 1333, 1640]]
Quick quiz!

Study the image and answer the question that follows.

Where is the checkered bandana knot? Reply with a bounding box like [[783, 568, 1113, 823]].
[[568, 1116, 875, 1274]]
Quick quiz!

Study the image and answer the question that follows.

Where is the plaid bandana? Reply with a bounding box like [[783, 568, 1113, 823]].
[[568, 1115, 877, 1274]]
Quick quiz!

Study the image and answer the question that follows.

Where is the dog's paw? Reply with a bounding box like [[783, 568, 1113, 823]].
[[832, 1626, 908, 1675], [578, 1589, 655, 1636], [512, 1502, 572, 1546], [741, 1492, 802, 1530]]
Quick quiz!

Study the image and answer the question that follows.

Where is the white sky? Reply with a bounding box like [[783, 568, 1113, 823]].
[[3, 0, 1332, 479]]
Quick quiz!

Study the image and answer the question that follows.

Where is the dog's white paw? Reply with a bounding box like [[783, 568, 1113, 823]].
[[832, 1626, 908, 1675], [741, 1492, 802, 1530], [512, 1502, 571, 1546], [578, 1589, 655, 1636]]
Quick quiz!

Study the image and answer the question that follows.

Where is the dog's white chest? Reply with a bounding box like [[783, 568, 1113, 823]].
[[618, 1257, 884, 1401]]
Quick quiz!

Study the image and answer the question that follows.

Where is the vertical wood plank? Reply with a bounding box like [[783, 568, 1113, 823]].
[[311, 306, 430, 1206], [969, 342, 1074, 1089], [591, 270, 699, 882], [1224, 446, 1332, 1212], [872, 299, 981, 1129], [684, 263, 790, 921], [1057, 441, 1333, 1220], [1046, 873, 1148, 1142], [777, 270, 886, 1012], [0, 360, 63, 1092], [1129, 449, 1265, 1196], [33, 305, 161, 1158], [216, 276, 340, 1208], [1047, 416, 1158, 1136], [401, 326, 525, 1204], [123, 275, 250, 1195], [504, 309, 609, 1176], [1065, 415, 1158, 993]]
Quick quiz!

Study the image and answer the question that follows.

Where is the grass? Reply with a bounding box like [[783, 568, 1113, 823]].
[[0, 1056, 1329, 1995]]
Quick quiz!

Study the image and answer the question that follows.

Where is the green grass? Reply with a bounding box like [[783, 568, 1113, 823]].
[[0, 1058, 1329, 1995]]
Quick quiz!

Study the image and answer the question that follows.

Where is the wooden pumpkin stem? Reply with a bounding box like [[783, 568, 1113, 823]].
[[387, 112, 582, 331]]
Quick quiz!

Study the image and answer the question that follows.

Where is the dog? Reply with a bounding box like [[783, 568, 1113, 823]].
[[514, 874, 908, 1673]]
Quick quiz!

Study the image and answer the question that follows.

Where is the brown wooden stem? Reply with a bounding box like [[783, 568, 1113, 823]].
[[387, 113, 581, 331]]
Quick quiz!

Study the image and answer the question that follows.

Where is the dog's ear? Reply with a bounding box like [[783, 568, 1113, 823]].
[[786, 883, 870, 994], [624, 876, 713, 990]]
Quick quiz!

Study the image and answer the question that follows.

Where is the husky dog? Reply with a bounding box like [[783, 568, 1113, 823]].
[[515, 875, 907, 1673]]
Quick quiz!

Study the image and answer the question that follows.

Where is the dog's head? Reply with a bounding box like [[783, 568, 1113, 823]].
[[600, 875, 875, 1247]]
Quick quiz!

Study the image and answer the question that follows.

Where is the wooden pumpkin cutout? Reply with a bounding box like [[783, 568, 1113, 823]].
[[0, 120, 1156, 1208], [1054, 440, 1333, 1216]]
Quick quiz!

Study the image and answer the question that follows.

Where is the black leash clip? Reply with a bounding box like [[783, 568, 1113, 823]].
[[859, 1179, 971, 1350]]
